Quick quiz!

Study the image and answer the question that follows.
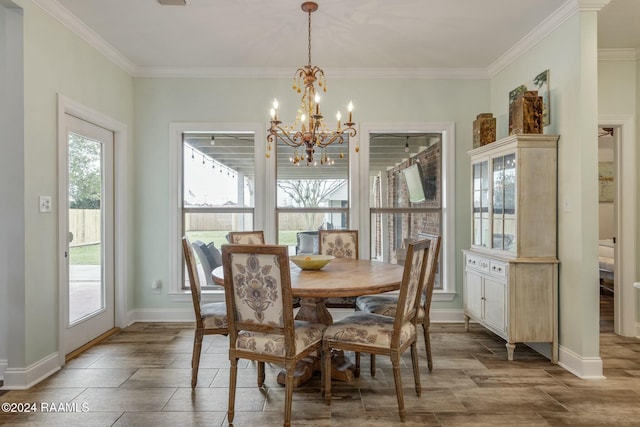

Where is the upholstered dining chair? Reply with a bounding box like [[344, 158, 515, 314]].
[[356, 234, 441, 372], [226, 230, 265, 245], [181, 236, 228, 388], [318, 229, 359, 308], [221, 244, 326, 427], [322, 239, 430, 422]]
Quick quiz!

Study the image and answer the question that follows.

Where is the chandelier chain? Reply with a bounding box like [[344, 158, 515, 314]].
[[307, 8, 312, 67]]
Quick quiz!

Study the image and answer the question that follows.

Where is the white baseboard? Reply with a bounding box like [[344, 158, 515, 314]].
[[525, 342, 552, 361], [0, 358, 7, 383], [558, 344, 604, 379], [430, 308, 465, 323], [0, 353, 60, 390], [126, 308, 195, 325]]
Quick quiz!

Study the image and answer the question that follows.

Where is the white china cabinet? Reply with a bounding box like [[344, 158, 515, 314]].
[[463, 133, 559, 362]]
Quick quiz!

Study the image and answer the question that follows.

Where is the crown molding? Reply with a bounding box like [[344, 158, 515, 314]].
[[598, 48, 639, 61], [488, 0, 581, 77], [577, 0, 611, 12], [33, 0, 137, 75], [487, 0, 611, 77], [133, 66, 489, 80]]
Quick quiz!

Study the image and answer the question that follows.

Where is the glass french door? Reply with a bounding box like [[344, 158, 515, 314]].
[[63, 114, 114, 354]]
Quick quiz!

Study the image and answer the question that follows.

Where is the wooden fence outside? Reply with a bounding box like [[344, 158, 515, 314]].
[[69, 209, 100, 246]]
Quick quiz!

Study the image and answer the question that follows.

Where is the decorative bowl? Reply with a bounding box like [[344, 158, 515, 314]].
[[290, 255, 335, 270]]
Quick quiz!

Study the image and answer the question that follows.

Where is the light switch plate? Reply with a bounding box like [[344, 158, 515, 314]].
[[39, 195, 52, 213]]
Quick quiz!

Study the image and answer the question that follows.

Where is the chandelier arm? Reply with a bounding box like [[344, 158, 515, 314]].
[[314, 134, 344, 148], [268, 125, 307, 148], [314, 125, 357, 148]]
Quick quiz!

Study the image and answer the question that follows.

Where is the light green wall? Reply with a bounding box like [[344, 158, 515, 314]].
[[599, 60, 636, 113], [20, 1, 134, 365], [490, 12, 601, 357], [598, 58, 639, 324], [133, 77, 490, 309], [1, 0, 26, 373]]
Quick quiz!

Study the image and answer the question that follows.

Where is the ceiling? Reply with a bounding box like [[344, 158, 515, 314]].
[[45, 0, 640, 77], [42, 0, 639, 179]]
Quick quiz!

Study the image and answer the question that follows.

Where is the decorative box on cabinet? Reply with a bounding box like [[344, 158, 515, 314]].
[[464, 134, 559, 363]]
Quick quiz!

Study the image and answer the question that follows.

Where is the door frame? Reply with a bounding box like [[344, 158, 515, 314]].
[[599, 115, 636, 337], [57, 95, 128, 365]]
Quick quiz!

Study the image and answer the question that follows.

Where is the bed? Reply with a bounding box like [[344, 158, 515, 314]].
[[598, 239, 614, 293]]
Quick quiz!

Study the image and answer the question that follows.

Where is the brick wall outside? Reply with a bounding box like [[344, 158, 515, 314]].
[[384, 141, 442, 263]]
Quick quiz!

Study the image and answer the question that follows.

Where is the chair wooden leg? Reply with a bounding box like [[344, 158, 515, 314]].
[[370, 354, 376, 377], [423, 320, 433, 372], [228, 357, 238, 424], [411, 342, 421, 397], [391, 352, 406, 422], [284, 360, 295, 427], [354, 351, 361, 378], [191, 328, 203, 389], [320, 348, 325, 398], [323, 342, 332, 404], [257, 361, 265, 387]]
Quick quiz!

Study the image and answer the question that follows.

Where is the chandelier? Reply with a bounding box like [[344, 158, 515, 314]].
[[267, 1, 357, 166]]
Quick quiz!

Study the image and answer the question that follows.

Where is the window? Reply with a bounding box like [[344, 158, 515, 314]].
[[369, 132, 444, 289], [170, 121, 454, 300], [275, 137, 350, 254], [181, 131, 256, 290]]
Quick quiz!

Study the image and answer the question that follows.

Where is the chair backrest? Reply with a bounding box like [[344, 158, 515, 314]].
[[191, 240, 221, 287], [393, 239, 431, 335], [420, 234, 442, 315], [296, 231, 319, 254], [318, 229, 359, 259], [221, 244, 296, 357], [227, 231, 265, 245], [182, 236, 204, 325]]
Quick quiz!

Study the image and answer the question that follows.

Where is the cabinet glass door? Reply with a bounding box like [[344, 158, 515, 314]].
[[492, 153, 516, 252], [472, 160, 489, 247]]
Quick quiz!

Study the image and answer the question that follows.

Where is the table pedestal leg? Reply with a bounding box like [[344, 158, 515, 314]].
[[295, 297, 333, 325], [276, 297, 355, 386]]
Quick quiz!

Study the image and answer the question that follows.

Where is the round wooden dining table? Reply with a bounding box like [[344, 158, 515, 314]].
[[212, 257, 404, 325], [212, 257, 404, 386]]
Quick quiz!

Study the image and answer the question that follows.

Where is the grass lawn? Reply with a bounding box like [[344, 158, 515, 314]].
[[69, 244, 101, 265], [185, 230, 300, 247], [69, 231, 304, 265]]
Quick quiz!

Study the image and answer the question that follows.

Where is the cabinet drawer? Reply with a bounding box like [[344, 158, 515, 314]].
[[465, 254, 490, 273], [489, 260, 507, 278]]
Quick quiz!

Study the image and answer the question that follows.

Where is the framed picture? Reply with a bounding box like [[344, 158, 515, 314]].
[[598, 162, 614, 202], [509, 69, 550, 127]]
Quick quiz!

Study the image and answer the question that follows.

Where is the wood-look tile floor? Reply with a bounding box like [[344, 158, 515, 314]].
[[2, 315, 640, 426]]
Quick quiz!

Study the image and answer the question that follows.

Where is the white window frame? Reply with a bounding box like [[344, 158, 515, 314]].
[[359, 122, 456, 301], [169, 120, 455, 302], [168, 122, 267, 302]]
